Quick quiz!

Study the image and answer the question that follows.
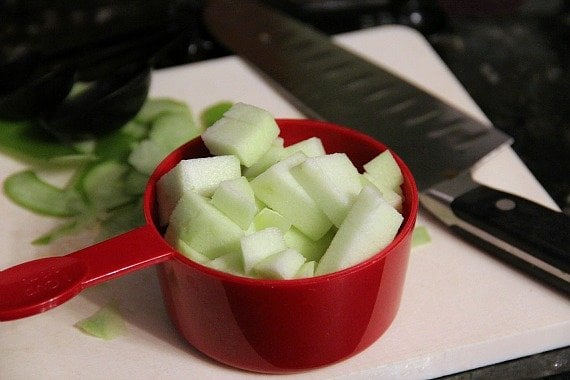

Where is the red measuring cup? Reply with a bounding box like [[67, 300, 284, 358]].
[[0, 119, 418, 373]]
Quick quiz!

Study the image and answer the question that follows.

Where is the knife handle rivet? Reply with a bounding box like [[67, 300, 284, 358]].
[[495, 198, 516, 211]]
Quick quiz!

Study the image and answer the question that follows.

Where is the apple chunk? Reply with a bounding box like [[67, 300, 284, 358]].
[[292, 153, 362, 227], [284, 136, 326, 157], [241, 227, 288, 275], [201, 103, 279, 167], [250, 153, 332, 241], [295, 261, 316, 278], [253, 248, 307, 280], [165, 191, 243, 259], [207, 251, 244, 276], [284, 227, 335, 262], [243, 137, 285, 179], [156, 155, 241, 225], [361, 173, 403, 212], [211, 176, 258, 230], [363, 150, 403, 193], [315, 185, 403, 275], [254, 207, 291, 233]]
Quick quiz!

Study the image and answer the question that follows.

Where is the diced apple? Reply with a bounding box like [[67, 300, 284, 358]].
[[255, 197, 266, 210], [295, 261, 316, 278], [253, 248, 306, 280], [253, 207, 292, 233], [128, 138, 170, 175], [165, 191, 243, 259], [211, 176, 258, 230], [156, 103, 409, 280], [412, 225, 431, 248], [250, 152, 333, 240], [129, 102, 200, 175], [243, 137, 286, 179], [243, 222, 257, 236], [315, 185, 403, 275], [148, 112, 202, 152], [361, 173, 403, 212], [207, 251, 245, 276], [284, 227, 335, 262], [284, 137, 326, 157], [363, 150, 403, 194], [292, 153, 362, 227], [223, 102, 274, 126], [201, 103, 279, 167], [176, 239, 210, 264], [156, 155, 241, 225], [241, 227, 288, 274]]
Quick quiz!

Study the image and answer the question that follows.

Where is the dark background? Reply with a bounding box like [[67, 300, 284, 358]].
[[1, 0, 568, 214]]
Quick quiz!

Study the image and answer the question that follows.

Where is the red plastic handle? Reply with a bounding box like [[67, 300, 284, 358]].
[[0, 225, 174, 321]]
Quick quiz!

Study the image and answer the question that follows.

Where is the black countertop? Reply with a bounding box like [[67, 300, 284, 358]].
[[427, 1, 569, 216]]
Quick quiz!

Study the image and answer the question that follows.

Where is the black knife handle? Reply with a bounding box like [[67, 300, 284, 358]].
[[451, 184, 570, 294]]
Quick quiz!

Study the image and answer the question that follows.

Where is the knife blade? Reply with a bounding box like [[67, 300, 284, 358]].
[[203, 0, 570, 294]]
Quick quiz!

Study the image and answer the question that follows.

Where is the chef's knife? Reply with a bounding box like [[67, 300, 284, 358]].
[[203, 0, 570, 294]]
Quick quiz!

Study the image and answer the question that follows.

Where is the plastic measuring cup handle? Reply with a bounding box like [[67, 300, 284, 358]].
[[0, 225, 174, 321]]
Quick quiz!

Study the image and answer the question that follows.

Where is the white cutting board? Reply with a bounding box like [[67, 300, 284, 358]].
[[1, 25, 568, 380]]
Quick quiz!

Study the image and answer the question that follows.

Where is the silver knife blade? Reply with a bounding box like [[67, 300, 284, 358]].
[[203, 0, 512, 190], [203, 0, 570, 294]]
